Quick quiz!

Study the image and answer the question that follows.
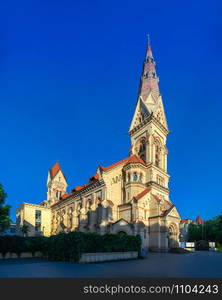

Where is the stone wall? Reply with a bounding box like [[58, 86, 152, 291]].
[[0, 251, 42, 259], [79, 251, 138, 263]]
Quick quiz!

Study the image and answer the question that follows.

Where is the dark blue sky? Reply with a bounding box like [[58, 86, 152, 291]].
[[1, 0, 221, 222]]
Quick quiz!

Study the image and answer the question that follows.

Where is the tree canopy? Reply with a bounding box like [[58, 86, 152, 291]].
[[188, 214, 222, 245], [0, 184, 11, 233]]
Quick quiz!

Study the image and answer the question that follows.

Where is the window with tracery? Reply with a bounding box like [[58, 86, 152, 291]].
[[138, 138, 146, 162], [155, 144, 161, 168]]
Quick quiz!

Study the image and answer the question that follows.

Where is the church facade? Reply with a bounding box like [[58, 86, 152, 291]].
[[16, 40, 181, 251]]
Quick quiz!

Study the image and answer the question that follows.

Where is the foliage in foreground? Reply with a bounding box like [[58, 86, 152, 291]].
[[0, 232, 141, 262], [0, 184, 11, 233]]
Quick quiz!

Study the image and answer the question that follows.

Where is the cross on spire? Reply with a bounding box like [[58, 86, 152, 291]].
[[147, 34, 150, 45]]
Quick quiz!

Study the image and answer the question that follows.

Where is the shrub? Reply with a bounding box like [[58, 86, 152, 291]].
[[0, 232, 141, 262], [0, 236, 27, 257], [25, 236, 47, 257], [195, 240, 209, 251], [47, 231, 141, 262]]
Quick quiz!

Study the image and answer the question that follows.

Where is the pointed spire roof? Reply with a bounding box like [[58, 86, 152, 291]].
[[49, 161, 61, 179], [196, 216, 203, 224], [139, 37, 160, 99], [129, 37, 169, 132]]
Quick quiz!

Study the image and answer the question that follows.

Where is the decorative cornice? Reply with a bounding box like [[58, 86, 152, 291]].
[[123, 163, 147, 171], [51, 179, 105, 208], [146, 181, 170, 193], [118, 202, 132, 208], [129, 113, 169, 136], [146, 164, 170, 178]]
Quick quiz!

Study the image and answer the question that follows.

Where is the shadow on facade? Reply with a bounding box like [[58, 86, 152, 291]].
[[16, 217, 43, 237], [53, 204, 179, 251]]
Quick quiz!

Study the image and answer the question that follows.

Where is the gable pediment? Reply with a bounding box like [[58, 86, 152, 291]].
[[164, 205, 181, 219], [112, 218, 131, 227]]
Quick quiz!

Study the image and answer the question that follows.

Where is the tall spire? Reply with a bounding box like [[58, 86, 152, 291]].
[[139, 36, 160, 99], [129, 37, 168, 132]]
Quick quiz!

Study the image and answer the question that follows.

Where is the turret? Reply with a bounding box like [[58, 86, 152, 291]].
[[45, 162, 68, 207]]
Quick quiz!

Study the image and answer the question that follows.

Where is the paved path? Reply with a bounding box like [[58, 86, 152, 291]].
[[0, 251, 221, 277]]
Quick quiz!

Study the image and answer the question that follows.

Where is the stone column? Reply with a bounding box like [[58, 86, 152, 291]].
[[89, 203, 97, 232], [79, 208, 88, 231], [100, 203, 108, 234], [73, 211, 79, 229]]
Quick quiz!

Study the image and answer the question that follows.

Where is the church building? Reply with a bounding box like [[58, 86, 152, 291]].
[[16, 40, 181, 251]]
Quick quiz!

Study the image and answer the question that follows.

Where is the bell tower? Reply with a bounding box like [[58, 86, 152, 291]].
[[129, 38, 170, 199], [46, 162, 68, 207]]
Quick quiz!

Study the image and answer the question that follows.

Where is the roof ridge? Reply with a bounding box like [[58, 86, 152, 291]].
[[134, 188, 151, 201], [50, 161, 61, 179], [100, 154, 146, 171]]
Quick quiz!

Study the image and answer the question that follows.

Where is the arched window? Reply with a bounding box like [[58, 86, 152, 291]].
[[140, 139, 146, 152], [97, 204, 103, 224], [139, 173, 143, 183], [69, 214, 73, 228], [138, 138, 146, 162], [155, 144, 161, 168], [133, 172, 138, 182]]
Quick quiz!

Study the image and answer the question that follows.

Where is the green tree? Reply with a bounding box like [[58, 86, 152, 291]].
[[187, 223, 202, 241], [206, 215, 222, 244], [0, 184, 11, 233], [188, 214, 222, 246], [20, 224, 30, 237]]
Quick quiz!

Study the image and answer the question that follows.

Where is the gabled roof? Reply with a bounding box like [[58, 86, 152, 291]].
[[134, 188, 151, 201], [126, 155, 146, 165], [100, 157, 131, 171], [151, 193, 162, 204], [111, 218, 131, 226], [100, 154, 146, 171], [161, 205, 175, 217], [50, 161, 61, 179]]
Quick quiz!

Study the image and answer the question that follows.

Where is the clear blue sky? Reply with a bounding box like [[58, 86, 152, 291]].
[[1, 0, 221, 222]]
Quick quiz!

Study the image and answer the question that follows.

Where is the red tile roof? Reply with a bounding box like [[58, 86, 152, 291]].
[[196, 216, 203, 224], [127, 155, 146, 165], [152, 194, 161, 204], [50, 161, 61, 178], [164, 199, 173, 207], [134, 188, 151, 201], [100, 155, 146, 171], [89, 174, 99, 182], [181, 219, 189, 223], [61, 193, 73, 200], [72, 185, 84, 193], [100, 157, 131, 171]]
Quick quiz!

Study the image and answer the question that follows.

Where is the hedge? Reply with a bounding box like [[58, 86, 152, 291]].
[[0, 232, 141, 262]]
